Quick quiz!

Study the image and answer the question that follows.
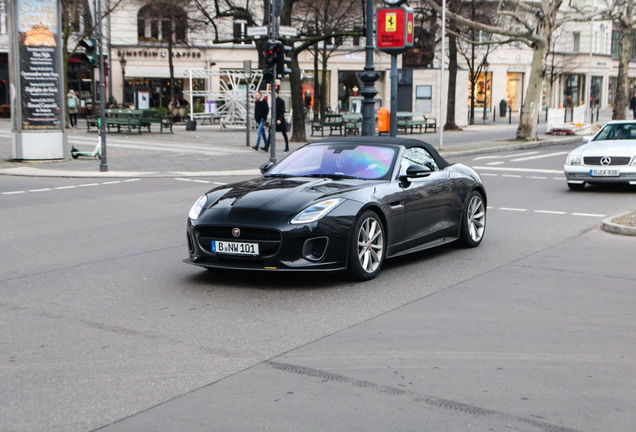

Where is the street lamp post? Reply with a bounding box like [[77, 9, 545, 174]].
[[120, 56, 127, 105], [360, 0, 379, 136]]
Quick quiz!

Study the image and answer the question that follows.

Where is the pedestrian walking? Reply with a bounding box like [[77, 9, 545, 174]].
[[274, 89, 289, 152], [630, 92, 636, 119], [67, 89, 79, 128], [252, 91, 269, 151]]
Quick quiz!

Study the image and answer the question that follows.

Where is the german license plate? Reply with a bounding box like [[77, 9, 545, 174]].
[[211, 240, 259, 256], [590, 169, 619, 177]]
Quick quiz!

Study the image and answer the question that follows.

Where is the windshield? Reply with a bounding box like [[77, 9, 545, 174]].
[[594, 123, 636, 141], [267, 144, 397, 180]]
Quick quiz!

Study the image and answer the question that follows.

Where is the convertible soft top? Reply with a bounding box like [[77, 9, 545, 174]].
[[308, 136, 450, 170]]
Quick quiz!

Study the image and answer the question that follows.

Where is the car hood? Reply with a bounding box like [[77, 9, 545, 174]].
[[573, 140, 636, 156], [196, 176, 370, 224]]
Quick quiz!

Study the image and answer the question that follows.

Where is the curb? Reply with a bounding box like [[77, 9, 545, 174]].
[[601, 212, 636, 236], [0, 136, 581, 179]]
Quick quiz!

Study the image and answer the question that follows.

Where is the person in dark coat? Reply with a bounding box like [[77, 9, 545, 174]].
[[252, 91, 269, 150], [630, 92, 636, 119], [274, 89, 289, 152]]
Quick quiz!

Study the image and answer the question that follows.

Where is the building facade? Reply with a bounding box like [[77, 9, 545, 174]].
[[2, 0, 636, 127]]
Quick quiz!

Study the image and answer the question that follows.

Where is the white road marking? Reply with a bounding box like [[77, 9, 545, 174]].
[[473, 151, 539, 161], [499, 207, 528, 212], [2, 179, 142, 197], [475, 166, 563, 174], [534, 210, 567, 215], [486, 161, 505, 165], [511, 151, 568, 162], [572, 212, 607, 218]]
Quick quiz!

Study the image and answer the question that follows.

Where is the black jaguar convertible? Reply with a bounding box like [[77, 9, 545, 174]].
[[185, 137, 486, 280]]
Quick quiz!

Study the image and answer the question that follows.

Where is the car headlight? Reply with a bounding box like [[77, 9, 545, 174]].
[[567, 154, 582, 165], [291, 198, 345, 224], [189, 195, 207, 220]]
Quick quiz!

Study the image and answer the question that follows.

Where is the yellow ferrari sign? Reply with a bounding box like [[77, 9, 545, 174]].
[[385, 13, 397, 32]]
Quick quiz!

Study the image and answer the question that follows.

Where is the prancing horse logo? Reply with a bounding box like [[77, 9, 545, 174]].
[[232, 228, 241, 238], [600, 156, 611, 166]]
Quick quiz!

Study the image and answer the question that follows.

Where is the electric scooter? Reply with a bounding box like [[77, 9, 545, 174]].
[[71, 135, 102, 159]]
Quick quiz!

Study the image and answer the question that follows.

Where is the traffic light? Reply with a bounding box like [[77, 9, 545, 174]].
[[275, 41, 292, 78], [264, 41, 276, 67], [79, 38, 97, 66], [262, 68, 274, 83]]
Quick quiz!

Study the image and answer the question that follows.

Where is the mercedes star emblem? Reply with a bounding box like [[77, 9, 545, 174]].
[[600, 156, 611, 166]]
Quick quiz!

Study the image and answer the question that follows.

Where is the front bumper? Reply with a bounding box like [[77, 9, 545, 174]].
[[185, 217, 353, 272], [564, 165, 636, 185]]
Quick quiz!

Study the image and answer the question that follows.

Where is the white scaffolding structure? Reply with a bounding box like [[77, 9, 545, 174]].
[[182, 68, 264, 130]]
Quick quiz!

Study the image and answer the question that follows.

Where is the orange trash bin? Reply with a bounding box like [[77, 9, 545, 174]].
[[377, 106, 390, 134]]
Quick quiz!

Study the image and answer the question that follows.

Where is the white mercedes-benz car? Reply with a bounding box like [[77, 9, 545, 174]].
[[564, 120, 636, 190]]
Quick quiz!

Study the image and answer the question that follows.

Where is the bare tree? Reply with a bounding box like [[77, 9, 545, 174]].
[[611, 0, 634, 119], [423, 0, 613, 140]]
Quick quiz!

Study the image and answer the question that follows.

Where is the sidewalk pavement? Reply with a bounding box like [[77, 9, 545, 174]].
[[0, 111, 607, 179]]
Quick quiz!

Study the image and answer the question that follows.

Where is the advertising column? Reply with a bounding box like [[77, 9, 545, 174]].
[[9, 0, 66, 160]]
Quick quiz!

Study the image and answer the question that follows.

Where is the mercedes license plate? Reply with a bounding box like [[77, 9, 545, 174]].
[[590, 169, 619, 177], [212, 240, 259, 256]]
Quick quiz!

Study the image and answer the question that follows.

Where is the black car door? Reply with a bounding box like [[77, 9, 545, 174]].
[[398, 146, 456, 249]]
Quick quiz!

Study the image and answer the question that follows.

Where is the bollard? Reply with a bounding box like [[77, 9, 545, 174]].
[[508, 105, 512, 124]]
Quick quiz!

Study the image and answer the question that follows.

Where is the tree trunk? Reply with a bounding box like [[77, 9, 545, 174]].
[[444, 33, 460, 130], [320, 47, 329, 118], [516, 41, 546, 140], [290, 53, 306, 142], [613, 5, 632, 120]]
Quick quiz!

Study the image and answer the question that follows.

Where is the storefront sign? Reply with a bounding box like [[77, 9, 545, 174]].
[[376, 7, 414, 55], [16, 0, 63, 130]]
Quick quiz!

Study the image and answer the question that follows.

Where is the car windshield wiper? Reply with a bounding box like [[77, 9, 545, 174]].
[[263, 173, 293, 178], [304, 173, 362, 180]]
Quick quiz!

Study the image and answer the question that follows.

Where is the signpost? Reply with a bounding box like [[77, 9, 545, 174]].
[[376, 7, 414, 136]]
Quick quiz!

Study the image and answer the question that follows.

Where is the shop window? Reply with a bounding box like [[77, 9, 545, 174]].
[[138, 3, 187, 43], [415, 85, 432, 113], [233, 20, 247, 43], [469, 72, 492, 110], [573, 32, 580, 52], [66, 0, 92, 34], [0, 2, 6, 35], [507, 72, 524, 112]]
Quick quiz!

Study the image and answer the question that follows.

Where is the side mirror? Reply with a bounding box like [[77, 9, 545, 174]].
[[405, 164, 432, 178], [399, 164, 431, 186], [582, 136, 592, 143], [260, 161, 274, 174]]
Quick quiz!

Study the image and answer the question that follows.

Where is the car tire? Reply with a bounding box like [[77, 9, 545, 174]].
[[458, 190, 486, 248], [567, 182, 585, 191], [348, 210, 385, 281]]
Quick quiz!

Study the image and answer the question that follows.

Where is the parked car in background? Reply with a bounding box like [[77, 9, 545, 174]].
[[564, 120, 636, 190]]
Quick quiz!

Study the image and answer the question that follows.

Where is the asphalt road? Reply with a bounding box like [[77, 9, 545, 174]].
[[1, 143, 635, 432]]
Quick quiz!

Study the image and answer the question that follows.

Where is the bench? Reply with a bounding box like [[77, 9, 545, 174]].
[[423, 115, 437, 132], [192, 112, 222, 125], [343, 114, 362, 135], [311, 113, 344, 136], [139, 110, 173, 133], [86, 115, 99, 132], [105, 109, 143, 134], [396, 112, 437, 134]]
